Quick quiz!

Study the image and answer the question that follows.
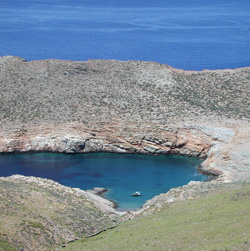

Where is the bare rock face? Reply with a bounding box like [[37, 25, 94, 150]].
[[0, 124, 211, 156], [200, 126, 250, 183]]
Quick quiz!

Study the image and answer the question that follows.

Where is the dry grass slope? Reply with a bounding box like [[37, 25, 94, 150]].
[[63, 183, 250, 251], [0, 176, 118, 251]]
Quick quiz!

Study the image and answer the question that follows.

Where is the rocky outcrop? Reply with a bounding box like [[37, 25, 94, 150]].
[[87, 187, 108, 196], [200, 125, 250, 183], [0, 121, 249, 183], [0, 125, 211, 157]]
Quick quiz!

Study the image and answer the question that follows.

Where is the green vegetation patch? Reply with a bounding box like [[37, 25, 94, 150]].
[[27, 221, 46, 231], [0, 236, 16, 251], [64, 183, 250, 251]]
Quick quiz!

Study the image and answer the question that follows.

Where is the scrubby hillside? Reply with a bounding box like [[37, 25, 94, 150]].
[[0, 175, 119, 251], [0, 56, 249, 129]]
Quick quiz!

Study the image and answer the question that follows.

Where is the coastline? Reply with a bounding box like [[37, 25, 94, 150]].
[[1, 121, 249, 183], [0, 56, 250, 249], [0, 121, 249, 212]]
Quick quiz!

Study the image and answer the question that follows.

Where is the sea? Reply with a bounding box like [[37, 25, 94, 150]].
[[0, 153, 206, 210], [0, 0, 249, 70]]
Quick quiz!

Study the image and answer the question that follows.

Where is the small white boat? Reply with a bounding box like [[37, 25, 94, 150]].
[[131, 191, 141, 197]]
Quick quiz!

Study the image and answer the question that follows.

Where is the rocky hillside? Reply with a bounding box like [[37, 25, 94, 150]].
[[0, 56, 249, 129], [0, 175, 120, 251]]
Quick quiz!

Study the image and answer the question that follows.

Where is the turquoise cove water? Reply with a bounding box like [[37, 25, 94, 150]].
[[0, 153, 206, 210]]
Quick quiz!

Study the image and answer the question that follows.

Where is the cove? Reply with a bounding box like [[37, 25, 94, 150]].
[[0, 153, 206, 210]]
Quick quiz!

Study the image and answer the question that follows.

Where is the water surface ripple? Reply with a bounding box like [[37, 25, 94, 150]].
[[1, 0, 250, 70]]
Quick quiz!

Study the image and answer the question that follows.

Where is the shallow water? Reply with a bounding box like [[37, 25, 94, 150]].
[[1, 0, 250, 70], [0, 153, 206, 210]]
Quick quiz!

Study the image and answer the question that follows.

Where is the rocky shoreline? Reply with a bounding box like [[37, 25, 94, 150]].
[[0, 56, 250, 249], [0, 121, 249, 183], [0, 121, 250, 216]]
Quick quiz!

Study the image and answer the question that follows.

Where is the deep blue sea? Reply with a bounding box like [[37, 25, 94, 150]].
[[0, 0, 250, 70], [0, 153, 206, 210]]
